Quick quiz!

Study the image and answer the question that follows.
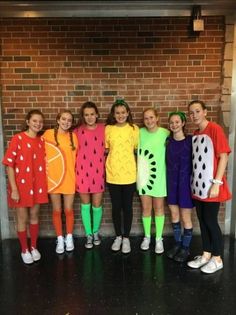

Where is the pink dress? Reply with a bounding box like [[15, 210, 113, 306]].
[[2, 132, 48, 208], [75, 124, 105, 193]]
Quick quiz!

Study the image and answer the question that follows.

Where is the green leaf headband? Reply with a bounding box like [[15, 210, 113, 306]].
[[168, 111, 187, 122], [114, 99, 127, 106]]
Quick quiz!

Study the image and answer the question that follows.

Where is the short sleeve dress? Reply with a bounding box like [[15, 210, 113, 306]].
[[43, 129, 78, 194], [105, 123, 139, 185], [75, 124, 105, 193], [137, 127, 169, 197], [2, 132, 48, 208], [191, 121, 231, 202], [166, 135, 193, 208]]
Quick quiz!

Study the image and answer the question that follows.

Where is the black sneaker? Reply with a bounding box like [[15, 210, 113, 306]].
[[174, 248, 189, 263], [166, 244, 181, 259]]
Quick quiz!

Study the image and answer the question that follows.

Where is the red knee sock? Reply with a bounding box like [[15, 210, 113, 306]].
[[29, 223, 39, 249], [17, 230, 28, 253], [52, 210, 62, 236], [65, 209, 74, 234]]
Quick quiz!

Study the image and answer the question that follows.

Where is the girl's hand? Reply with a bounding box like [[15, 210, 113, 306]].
[[208, 183, 220, 199], [11, 189, 20, 203]]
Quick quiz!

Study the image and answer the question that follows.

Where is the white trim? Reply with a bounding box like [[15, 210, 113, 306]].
[[0, 96, 10, 240], [0, 1, 236, 18], [226, 21, 236, 237]]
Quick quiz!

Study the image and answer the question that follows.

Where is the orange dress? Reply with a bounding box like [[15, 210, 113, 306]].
[[43, 129, 78, 194]]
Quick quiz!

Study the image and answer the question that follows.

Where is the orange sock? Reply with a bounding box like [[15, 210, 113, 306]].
[[65, 209, 74, 234], [52, 210, 62, 236]]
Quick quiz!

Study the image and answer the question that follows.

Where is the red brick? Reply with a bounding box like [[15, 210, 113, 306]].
[[1, 16, 227, 237]]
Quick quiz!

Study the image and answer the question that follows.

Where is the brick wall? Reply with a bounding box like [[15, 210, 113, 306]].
[[0, 16, 226, 237]]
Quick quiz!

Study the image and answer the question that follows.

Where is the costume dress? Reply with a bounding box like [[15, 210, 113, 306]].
[[43, 129, 78, 194], [105, 123, 139, 184], [137, 127, 169, 197], [166, 135, 193, 208], [75, 124, 105, 193], [191, 122, 231, 202], [2, 132, 48, 207]]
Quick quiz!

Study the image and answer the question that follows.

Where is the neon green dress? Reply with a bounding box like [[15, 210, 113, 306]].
[[137, 127, 169, 197]]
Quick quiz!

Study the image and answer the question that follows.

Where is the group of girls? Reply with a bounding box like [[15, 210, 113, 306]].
[[2, 99, 231, 274]]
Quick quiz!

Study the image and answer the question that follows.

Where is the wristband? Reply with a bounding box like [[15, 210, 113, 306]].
[[211, 179, 223, 185]]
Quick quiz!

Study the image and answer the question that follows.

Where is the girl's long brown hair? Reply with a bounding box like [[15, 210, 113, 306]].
[[77, 101, 99, 127], [22, 109, 44, 132], [106, 99, 134, 126], [54, 110, 76, 151]]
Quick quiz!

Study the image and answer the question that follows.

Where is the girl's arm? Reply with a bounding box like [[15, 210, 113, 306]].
[[208, 152, 228, 198], [7, 166, 20, 202]]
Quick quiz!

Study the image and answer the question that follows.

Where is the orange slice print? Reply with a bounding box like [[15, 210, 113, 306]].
[[45, 141, 65, 193]]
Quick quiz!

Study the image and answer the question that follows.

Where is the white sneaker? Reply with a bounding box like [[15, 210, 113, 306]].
[[200, 257, 223, 274], [93, 232, 101, 246], [111, 236, 122, 251], [65, 234, 74, 251], [155, 238, 164, 254], [56, 236, 65, 254], [140, 237, 150, 250], [31, 247, 41, 261], [85, 235, 93, 249], [21, 250, 34, 264], [187, 255, 209, 269], [122, 237, 131, 254]]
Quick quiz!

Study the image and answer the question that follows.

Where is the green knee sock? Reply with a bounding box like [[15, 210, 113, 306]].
[[155, 215, 165, 239], [92, 206, 103, 234], [81, 203, 92, 235], [142, 216, 151, 237]]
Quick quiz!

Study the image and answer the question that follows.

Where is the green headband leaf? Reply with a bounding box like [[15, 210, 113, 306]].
[[114, 99, 126, 106], [168, 111, 187, 122]]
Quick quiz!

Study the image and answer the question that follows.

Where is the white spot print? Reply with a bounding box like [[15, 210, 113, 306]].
[[30, 189, 33, 195], [39, 144, 42, 148], [39, 188, 42, 194], [18, 145, 21, 150], [33, 154, 37, 159], [18, 135, 22, 140], [16, 167, 19, 173], [26, 167, 30, 172], [27, 143, 31, 148], [12, 151, 17, 156], [21, 179, 25, 184], [20, 155, 24, 161], [39, 166, 43, 172], [7, 158, 13, 163]]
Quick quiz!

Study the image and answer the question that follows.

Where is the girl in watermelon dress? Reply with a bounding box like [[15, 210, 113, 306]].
[[187, 100, 231, 274], [75, 101, 105, 249], [43, 110, 78, 254], [2, 110, 48, 264], [137, 108, 169, 254]]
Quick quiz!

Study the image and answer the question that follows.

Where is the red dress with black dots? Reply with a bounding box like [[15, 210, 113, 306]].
[[75, 124, 105, 194], [2, 132, 48, 208]]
